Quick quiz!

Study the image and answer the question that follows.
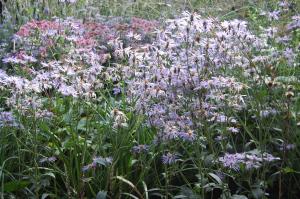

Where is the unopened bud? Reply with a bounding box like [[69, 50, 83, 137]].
[[285, 91, 294, 98]]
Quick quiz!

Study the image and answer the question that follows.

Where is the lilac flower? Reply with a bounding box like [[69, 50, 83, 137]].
[[2, 56, 26, 64], [215, 115, 228, 123], [132, 144, 150, 154], [39, 156, 57, 164], [58, 85, 78, 97], [35, 110, 54, 119], [227, 127, 239, 134], [2, 53, 37, 64], [59, 0, 77, 3], [213, 115, 237, 124], [279, 1, 290, 8], [287, 15, 300, 31], [92, 156, 113, 166], [82, 156, 113, 172], [262, 153, 280, 162], [82, 163, 97, 172], [215, 135, 227, 142], [259, 108, 278, 118], [219, 153, 243, 171], [0, 111, 18, 127], [267, 11, 281, 21], [113, 87, 121, 95], [279, 143, 296, 151], [178, 130, 196, 141], [219, 151, 280, 171], [263, 27, 278, 38], [275, 36, 291, 44], [283, 48, 296, 65], [162, 152, 179, 165]]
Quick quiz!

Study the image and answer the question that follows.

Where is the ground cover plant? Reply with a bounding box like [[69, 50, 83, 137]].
[[0, 0, 299, 198]]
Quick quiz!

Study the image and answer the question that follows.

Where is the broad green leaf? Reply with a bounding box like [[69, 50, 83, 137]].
[[77, 117, 87, 131], [3, 180, 30, 192], [96, 191, 107, 199], [252, 188, 264, 199], [232, 194, 248, 199], [208, 173, 223, 185]]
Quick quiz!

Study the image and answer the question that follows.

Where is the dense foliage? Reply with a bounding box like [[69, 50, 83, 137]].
[[0, 0, 299, 198]]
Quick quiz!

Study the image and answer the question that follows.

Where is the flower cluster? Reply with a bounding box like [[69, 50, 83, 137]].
[[0, 111, 19, 127], [132, 144, 150, 154], [219, 151, 280, 171], [1, 9, 298, 188], [123, 12, 253, 145], [0, 17, 158, 119]]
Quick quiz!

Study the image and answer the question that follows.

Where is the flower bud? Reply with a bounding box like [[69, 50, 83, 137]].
[[285, 91, 294, 98]]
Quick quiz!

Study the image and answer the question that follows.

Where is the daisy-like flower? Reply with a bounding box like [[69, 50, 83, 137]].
[[162, 152, 179, 165], [178, 130, 196, 141], [113, 87, 121, 95], [227, 127, 239, 134], [279, 143, 296, 151], [0, 111, 19, 127], [132, 144, 150, 154], [219, 152, 280, 171], [39, 156, 57, 164], [267, 10, 281, 21]]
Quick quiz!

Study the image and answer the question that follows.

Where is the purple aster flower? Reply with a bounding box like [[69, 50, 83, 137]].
[[215, 135, 227, 142], [92, 156, 113, 166], [283, 48, 296, 65], [39, 156, 57, 164], [227, 127, 239, 134], [268, 10, 281, 21], [0, 111, 19, 127], [219, 153, 243, 171], [279, 143, 296, 151], [262, 153, 280, 162], [287, 15, 300, 31], [162, 152, 179, 165], [259, 108, 278, 118], [113, 87, 121, 95], [178, 130, 196, 141], [279, 1, 290, 7], [35, 110, 54, 119], [58, 84, 78, 97], [219, 152, 280, 171], [82, 162, 97, 172], [132, 144, 150, 154]]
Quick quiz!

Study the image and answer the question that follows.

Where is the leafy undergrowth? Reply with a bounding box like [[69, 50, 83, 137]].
[[0, 1, 300, 199]]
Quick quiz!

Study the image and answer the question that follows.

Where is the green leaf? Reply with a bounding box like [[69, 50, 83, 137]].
[[77, 117, 87, 131], [232, 194, 248, 199], [93, 157, 111, 166], [96, 191, 107, 199], [41, 193, 50, 199], [142, 181, 149, 199], [252, 188, 264, 199], [131, 159, 138, 166], [3, 180, 30, 192], [282, 167, 296, 174], [174, 195, 188, 198], [42, 172, 56, 179], [208, 173, 223, 185], [121, 193, 139, 199]]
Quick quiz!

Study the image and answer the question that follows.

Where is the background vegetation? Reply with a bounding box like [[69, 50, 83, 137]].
[[0, 0, 299, 199]]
